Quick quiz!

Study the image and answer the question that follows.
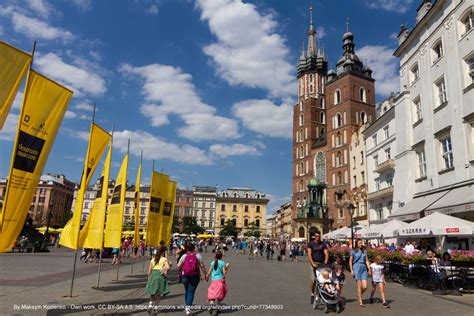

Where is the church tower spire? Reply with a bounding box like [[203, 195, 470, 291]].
[[307, 4, 316, 57]]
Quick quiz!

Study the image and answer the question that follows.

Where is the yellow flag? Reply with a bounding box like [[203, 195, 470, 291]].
[[0, 41, 32, 130], [104, 154, 128, 248], [133, 162, 142, 248], [59, 123, 111, 249], [0, 70, 72, 252], [145, 172, 169, 247], [78, 141, 112, 249], [160, 180, 177, 244]]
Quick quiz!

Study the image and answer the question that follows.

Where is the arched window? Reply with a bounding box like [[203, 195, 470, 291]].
[[298, 226, 305, 238], [336, 132, 342, 146], [256, 193, 261, 199], [360, 111, 367, 124], [360, 87, 367, 102], [299, 100, 303, 111], [320, 112, 325, 124], [222, 191, 227, 198], [233, 192, 238, 198], [299, 114, 304, 126], [336, 151, 342, 167], [320, 98, 325, 109], [300, 180, 304, 192], [334, 89, 341, 104], [245, 192, 249, 198], [460, 7, 473, 36], [300, 129, 303, 142], [320, 127, 325, 136], [314, 152, 326, 183], [335, 113, 342, 128], [337, 172, 342, 185], [300, 145, 304, 158]]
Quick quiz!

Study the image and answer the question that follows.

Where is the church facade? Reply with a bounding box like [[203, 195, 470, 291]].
[[292, 9, 376, 237]]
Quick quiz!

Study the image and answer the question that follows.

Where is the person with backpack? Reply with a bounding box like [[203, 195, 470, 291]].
[[177, 243, 207, 315], [205, 251, 229, 315], [145, 246, 171, 313]]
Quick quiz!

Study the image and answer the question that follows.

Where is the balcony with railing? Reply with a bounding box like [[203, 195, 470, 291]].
[[374, 159, 395, 173], [367, 186, 394, 200]]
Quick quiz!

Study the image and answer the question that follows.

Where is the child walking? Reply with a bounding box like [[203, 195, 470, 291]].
[[332, 255, 346, 296], [145, 246, 171, 313], [369, 255, 389, 308], [206, 251, 229, 315]]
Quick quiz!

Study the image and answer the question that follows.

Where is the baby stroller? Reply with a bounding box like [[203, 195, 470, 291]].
[[313, 266, 342, 313]]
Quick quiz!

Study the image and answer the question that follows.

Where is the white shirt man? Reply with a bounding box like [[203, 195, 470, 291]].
[[404, 242, 415, 254]]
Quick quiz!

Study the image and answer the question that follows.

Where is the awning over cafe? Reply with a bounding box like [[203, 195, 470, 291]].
[[398, 212, 474, 237], [389, 190, 448, 221], [424, 183, 474, 216]]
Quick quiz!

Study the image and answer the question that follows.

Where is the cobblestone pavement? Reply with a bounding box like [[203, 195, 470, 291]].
[[1, 248, 473, 315]]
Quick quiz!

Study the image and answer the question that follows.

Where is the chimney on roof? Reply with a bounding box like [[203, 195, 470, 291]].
[[397, 24, 410, 45]]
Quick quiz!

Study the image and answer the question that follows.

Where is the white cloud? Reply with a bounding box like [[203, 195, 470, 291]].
[[232, 99, 293, 139], [11, 12, 73, 42], [35, 53, 107, 97], [316, 26, 326, 39], [196, 0, 295, 98], [64, 110, 77, 119], [265, 193, 291, 215], [357, 45, 399, 96], [75, 101, 95, 112], [119, 63, 240, 141], [366, 0, 414, 14], [113, 130, 212, 166], [12, 91, 23, 110], [389, 32, 399, 40], [209, 143, 261, 158], [146, 5, 159, 15], [27, 0, 53, 18], [0, 113, 18, 141]]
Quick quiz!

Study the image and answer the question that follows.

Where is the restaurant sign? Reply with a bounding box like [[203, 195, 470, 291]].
[[401, 228, 427, 235], [445, 228, 460, 233]]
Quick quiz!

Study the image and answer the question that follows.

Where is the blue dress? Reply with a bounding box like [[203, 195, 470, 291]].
[[351, 249, 368, 281]]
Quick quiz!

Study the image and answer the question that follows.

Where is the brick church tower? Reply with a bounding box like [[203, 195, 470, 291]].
[[291, 6, 328, 236], [324, 27, 375, 228]]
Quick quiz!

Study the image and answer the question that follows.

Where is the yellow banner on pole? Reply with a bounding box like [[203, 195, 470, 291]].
[[0, 41, 31, 130], [160, 180, 177, 244], [104, 154, 128, 248], [0, 70, 72, 252], [145, 172, 168, 247], [78, 141, 112, 249], [59, 123, 111, 250], [133, 162, 142, 248]]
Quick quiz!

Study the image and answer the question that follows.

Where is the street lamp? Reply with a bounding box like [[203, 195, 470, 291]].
[[347, 203, 356, 248]]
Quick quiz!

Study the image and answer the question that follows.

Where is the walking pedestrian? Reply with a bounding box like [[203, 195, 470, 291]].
[[178, 243, 207, 315], [145, 246, 171, 313], [349, 239, 372, 307], [307, 230, 329, 305], [369, 255, 389, 308], [206, 251, 230, 315]]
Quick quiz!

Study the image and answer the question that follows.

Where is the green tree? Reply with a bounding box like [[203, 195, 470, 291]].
[[220, 220, 238, 237], [244, 222, 261, 238], [181, 216, 204, 235]]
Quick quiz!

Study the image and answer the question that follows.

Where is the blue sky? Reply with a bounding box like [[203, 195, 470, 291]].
[[0, 0, 418, 212]]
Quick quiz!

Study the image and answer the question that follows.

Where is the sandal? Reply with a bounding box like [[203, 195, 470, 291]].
[[383, 302, 390, 308]]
